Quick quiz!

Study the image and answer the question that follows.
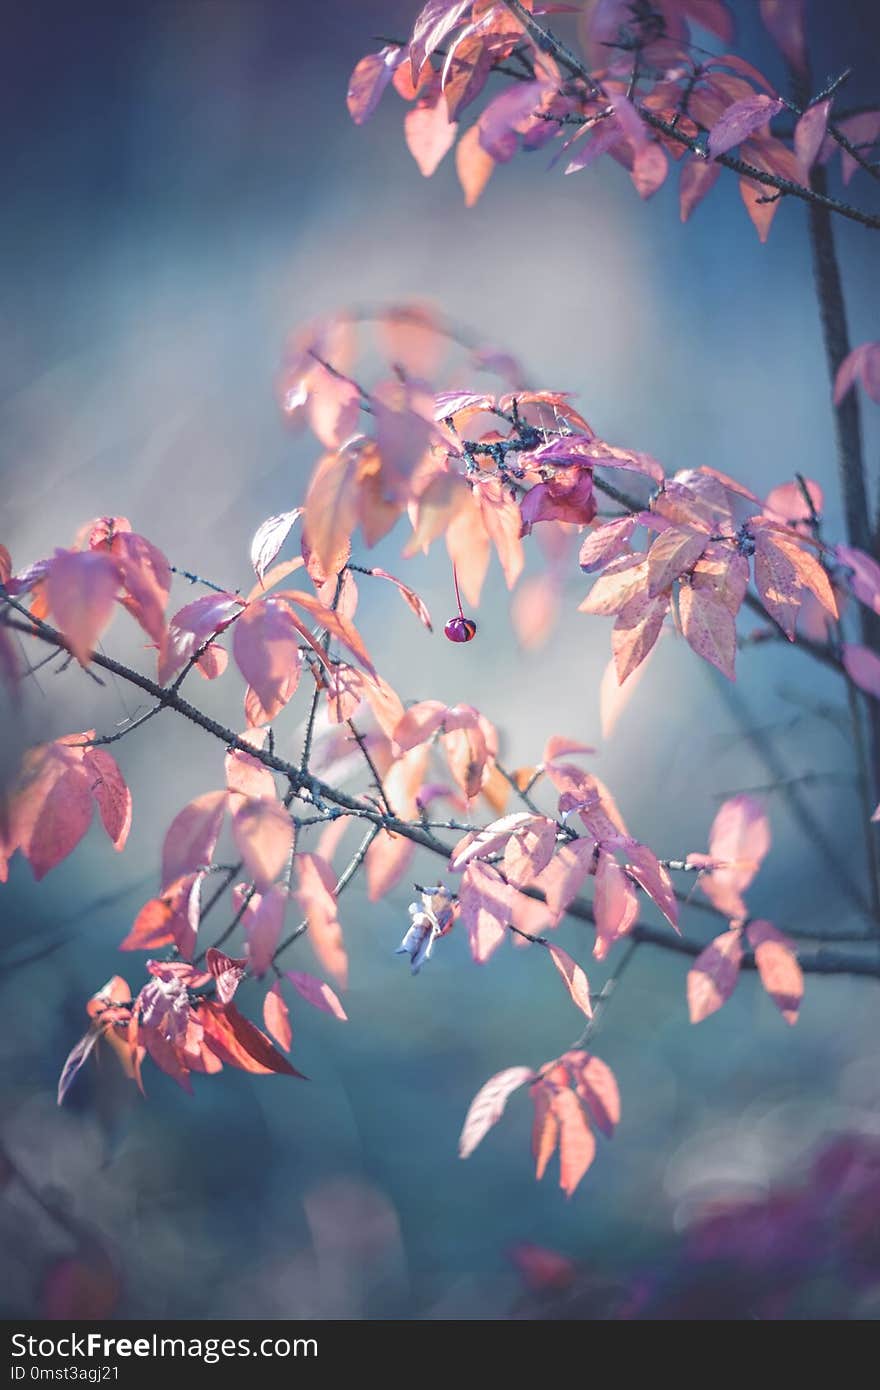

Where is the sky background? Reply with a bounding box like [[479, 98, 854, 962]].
[[1, 0, 880, 1319]]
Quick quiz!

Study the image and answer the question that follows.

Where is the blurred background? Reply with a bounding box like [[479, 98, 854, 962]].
[[1, 0, 879, 1319]]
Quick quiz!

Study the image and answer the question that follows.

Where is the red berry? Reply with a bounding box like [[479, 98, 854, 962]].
[[444, 615, 477, 643]]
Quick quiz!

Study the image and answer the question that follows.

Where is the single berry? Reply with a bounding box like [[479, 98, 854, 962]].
[[444, 615, 477, 643]]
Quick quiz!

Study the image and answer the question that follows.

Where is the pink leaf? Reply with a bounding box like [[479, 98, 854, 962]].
[[244, 884, 287, 977], [27, 767, 94, 880], [834, 342, 880, 406], [347, 46, 403, 125], [579, 517, 635, 573], [624, 842, 678, 929], [687, 928, 744, 1022], [648, 526, 710, 596], [113, 532, 172, 646], [159, 593, 244, 684], [233, 598, 303, 714], [759, 0, 807, 73], [161, 790, 227, 889], [503, 817, 558, 888], [295, 853, 348, 987], [708, 94, 784, 158], [592, 850, 639, 961], [567, 1051, 621, 1138], [679, 583, 737, 680], [459, 860, 511, 963], [680, 155, 722, 221], [450, 812, 536, 871], [612, 590, 668, 683], [690, 793, 771, 919], [458, 1065, 534, 1159], [746, 919, 804, 1024], [263, 981, 292, 1051], [599, 651, 652, 739], [405, 87, 458, 176], [368, 567, 433, 631], [795, 99, 831, 175], [535, 839, 595, 921], [47, 549, 120, 665], [231, 798, 294, 890], [547, 945, 592, 1019], [284, 970, 348, 1020], [250, 510, 303, 584], [842, 643, 880, 699], [551, 1088, 596, 1196]]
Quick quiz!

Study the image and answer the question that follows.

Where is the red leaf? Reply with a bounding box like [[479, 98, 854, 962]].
[[83, 748, 131, 850], [201, 1001, 305, 1077], [122, 873, 203, 959], [508, 1243, 577, 1293], [205, 947, 247, 1005], [458, 1065, 534, 1159], [687, 928, 744, 1023], [26, 766, 94, 881]]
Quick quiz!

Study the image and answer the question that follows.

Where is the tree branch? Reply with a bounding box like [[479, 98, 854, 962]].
[[501, 0, 880, 232]]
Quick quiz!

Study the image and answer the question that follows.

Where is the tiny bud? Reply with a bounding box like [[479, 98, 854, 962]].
[[444, 616, 477, 643]]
